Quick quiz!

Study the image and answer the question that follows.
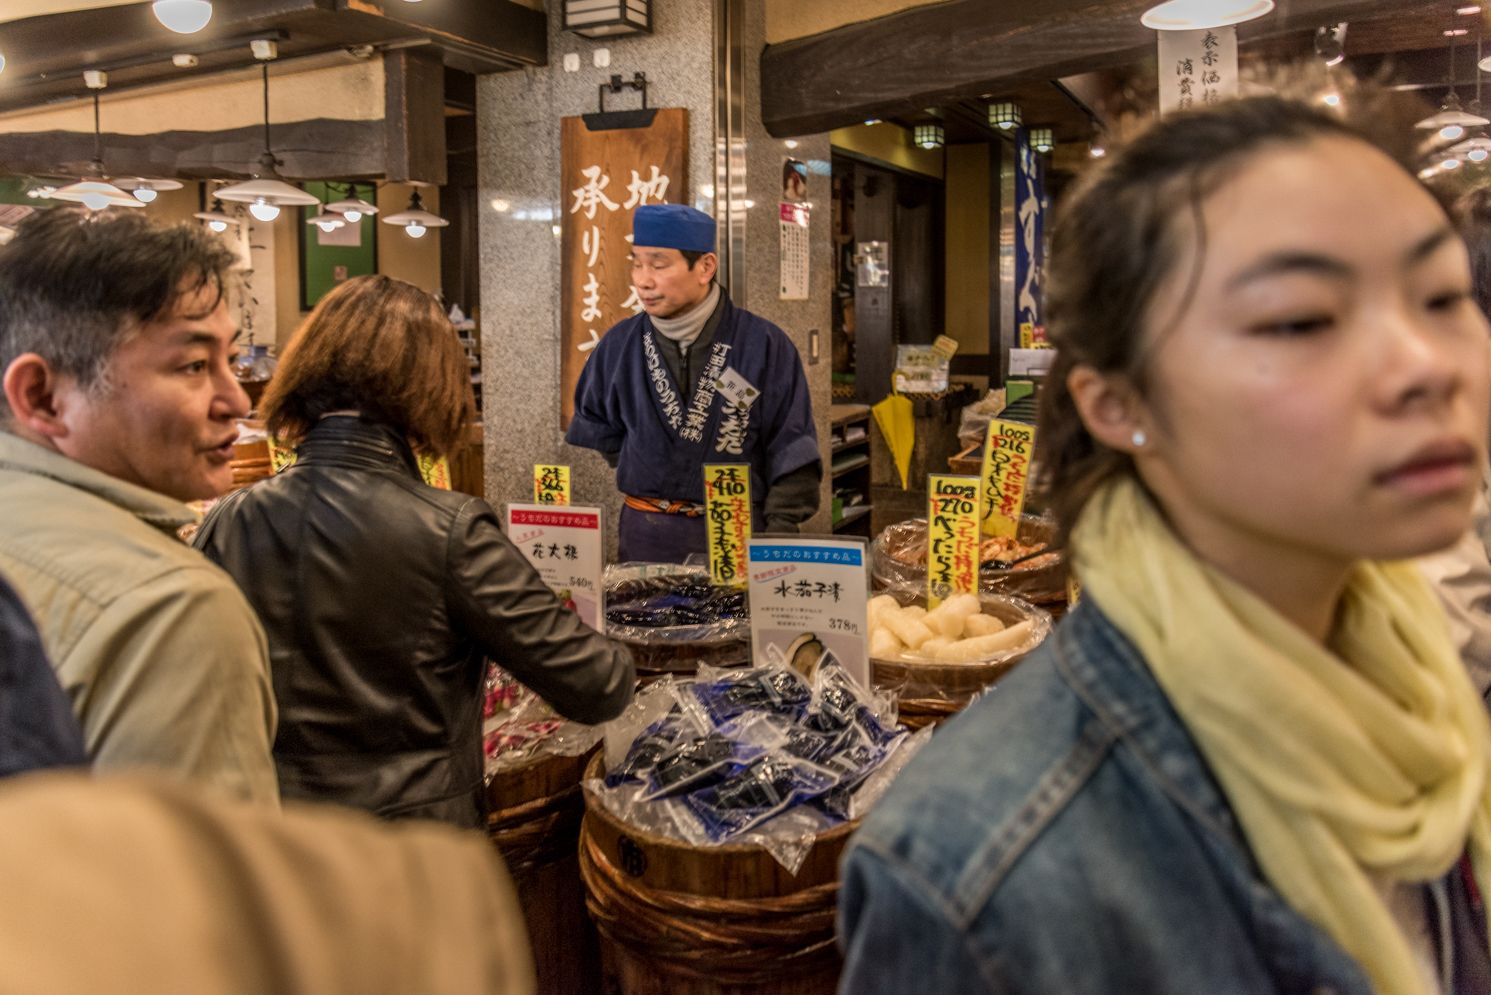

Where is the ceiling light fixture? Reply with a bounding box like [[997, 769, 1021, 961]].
[[193, 197, 239, 233], [562, 0, 652, 38], [324, 193, 378, 224], [913, 123, 945, 150], [116, 177, 184, 204], [988, 101, 1022, 130], [1029, 128, 1054, 153], [1314, 23, 1346, 67], [381, 190, 448, 239], [1445, 157, 1463, 169], [151, 0, 213, 34], [213, 45, 320, 223], [1418, 41, 1489, 133], [1461, 5, 1483, 13], [1090, 145, 1107, 158], [1141, 0, 1274, 30], [1449, 28, 1471, 37], [50, 77, 145, 211], [307, 205, 346, 233], [785, 140, 799, 149]]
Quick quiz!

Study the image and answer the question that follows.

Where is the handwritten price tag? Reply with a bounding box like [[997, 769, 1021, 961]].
[[533, 464, 571, 505], [981, 419, 1035, 538], [704, 464, 752, 587], [927, 474, 981, 609]]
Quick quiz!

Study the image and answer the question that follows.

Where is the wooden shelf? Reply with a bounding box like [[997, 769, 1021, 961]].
[[831, 433, 869, 454], [833, 504, 873, 529], [831, 453, 870, 477], [830, 403, 872, 429]]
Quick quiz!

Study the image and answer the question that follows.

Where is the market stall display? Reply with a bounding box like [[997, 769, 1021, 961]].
[[604, 564, 752, 681], [579, 657, 929, 994], [870, 588, 1051, 729], [483, 669, 605, 995], [870, 515, 1068, 605]]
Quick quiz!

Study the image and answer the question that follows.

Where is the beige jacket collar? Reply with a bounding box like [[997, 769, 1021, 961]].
[[0, 431, 199, 531]]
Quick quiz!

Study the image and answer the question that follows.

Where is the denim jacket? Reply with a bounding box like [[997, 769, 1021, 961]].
[[840, 600, 1412, 995]]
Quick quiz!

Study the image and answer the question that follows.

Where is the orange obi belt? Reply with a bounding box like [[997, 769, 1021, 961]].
[[623, 495, 707, 518]]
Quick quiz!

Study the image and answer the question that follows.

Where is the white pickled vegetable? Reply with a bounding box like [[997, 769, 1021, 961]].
[[963, 613, 1006, 638], [867, 594, 900, 632], [917, 636, 954, 658], [869, 627, 904, 659], [882, 607, 935, 649], [935, 620, 1035, 663], [903, 606, 928, 621], [935, 594, 981, 638]]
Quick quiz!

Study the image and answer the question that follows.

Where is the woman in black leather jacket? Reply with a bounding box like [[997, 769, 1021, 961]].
[[195, 275, 635, 829]]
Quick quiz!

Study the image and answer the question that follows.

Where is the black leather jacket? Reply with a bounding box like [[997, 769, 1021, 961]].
[[194, 417, 635, 828]]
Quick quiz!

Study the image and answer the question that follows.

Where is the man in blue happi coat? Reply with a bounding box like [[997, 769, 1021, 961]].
[[566, 204, 821, 563]]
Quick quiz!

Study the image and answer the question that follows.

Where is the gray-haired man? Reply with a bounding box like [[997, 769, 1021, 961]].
[[0, 208, 277, 803]]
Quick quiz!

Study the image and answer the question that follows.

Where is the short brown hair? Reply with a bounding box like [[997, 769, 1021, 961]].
[[262, 274, 474, 456]]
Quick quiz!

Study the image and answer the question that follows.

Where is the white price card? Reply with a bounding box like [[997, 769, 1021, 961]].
[[506, 503, 605, 632], [746, 537, 869, 688]]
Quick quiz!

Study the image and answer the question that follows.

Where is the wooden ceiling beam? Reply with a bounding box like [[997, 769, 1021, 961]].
[[760, 0, 1432, 138]]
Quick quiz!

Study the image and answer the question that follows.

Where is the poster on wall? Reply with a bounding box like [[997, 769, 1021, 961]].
[[1014, 129, 1047, 349], [559, 108, 689, 428], [300, 181, 377, 310]]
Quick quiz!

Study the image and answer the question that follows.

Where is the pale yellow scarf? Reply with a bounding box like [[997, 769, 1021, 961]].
[[1075, 476, 1491, 995]]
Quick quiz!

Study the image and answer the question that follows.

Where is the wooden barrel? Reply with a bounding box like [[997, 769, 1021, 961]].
[[488, 743, 603, 995], [578, 752, 852, 995], [620, 636, 752, 684], [872, 592, 1052, 731]]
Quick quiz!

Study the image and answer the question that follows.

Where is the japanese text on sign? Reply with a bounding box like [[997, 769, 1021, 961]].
[[981, 419, 1035, 538], [506, 504, 604, 631], [704, 464, 752, 587], [746, 539, 870, 687], [927, 475, 981, 609], [560, 109, 688, 428], [1158, 26, 1237, 115], [533, 464, 571, 505]]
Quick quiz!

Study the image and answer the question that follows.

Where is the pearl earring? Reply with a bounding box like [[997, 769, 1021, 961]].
[[1132, 430, 1147, 447]]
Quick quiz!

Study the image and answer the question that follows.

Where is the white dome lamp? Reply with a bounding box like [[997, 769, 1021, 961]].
[[306, 204, 346, 233], [1418, 41, 1489, 139], [153, 0, 212, 33], [381, 190, 448, 238], [193, 197, 239, 233], [50, 76, 145, 211], [115, 176, 184, 204], [323, 193, 379, 224], [213, 47, 320, 222], [1141, 0, 1274, 30]]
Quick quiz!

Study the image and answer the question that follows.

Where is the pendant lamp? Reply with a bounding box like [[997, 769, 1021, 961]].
[[50, 84, 144, 211], [381, 190, 447, 238], [1141, 0, 1273, 30], [115, 176, 184, 204], [1417, 41, 1489, 135], [152, 0, 212, 34], [323, 192, 378, 223], [193, 197, 239, 232], [213, 58, 319, 222], [306, 204, 346, 233]]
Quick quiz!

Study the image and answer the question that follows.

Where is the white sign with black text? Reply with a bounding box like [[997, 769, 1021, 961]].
[[505, 503, 605, 632], [746, 537, 869, 688]]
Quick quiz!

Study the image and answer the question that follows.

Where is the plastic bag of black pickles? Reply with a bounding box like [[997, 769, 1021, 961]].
[[597, 653, 909, 854]]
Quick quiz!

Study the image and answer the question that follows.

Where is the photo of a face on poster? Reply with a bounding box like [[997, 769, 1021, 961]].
[[782, 158, 808, 204]]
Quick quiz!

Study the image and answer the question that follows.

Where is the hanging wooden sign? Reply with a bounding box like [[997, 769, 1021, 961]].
[[560, 107, 689, 428]]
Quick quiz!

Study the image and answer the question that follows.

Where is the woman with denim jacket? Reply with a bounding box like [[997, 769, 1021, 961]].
[[839, 97, 1491, 995]]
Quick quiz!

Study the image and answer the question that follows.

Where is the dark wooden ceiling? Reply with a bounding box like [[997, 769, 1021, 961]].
[[0, 0, 543, 115]]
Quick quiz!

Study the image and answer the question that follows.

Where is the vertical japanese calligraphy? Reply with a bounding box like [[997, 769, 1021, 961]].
[[559, 108, 689, 428], [981, 419, 1036, 538], [1015, 128, 1047, 349], [533, 464, 572, 505], [703, 463, 752, 587], [927, 475, 982, 609], [1157, 26, 1238, 116]]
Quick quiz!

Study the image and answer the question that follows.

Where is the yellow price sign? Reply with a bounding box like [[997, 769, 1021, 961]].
[[419, 453, 452, 490], [981, 419, 1035, 538], [533, 464, 571, 505], [703, 464, 752, 587], [927, 474, 982, 609]]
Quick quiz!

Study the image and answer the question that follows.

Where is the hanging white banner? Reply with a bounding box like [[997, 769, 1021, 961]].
[[1157, 25, 1238, 116]]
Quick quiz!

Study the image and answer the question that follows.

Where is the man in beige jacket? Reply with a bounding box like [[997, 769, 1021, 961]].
[[0, 208, 277, 803]]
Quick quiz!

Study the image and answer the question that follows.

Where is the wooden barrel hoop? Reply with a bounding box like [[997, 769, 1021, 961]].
[[577, 822, 840, 986], [488, 783, 585, 875]]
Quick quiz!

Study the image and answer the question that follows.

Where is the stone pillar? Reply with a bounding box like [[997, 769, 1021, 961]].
[[477, 0, 834, 557]]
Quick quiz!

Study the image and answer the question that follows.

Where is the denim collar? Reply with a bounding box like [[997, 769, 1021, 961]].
[[1053, 599, 1254, 865], [294, 416, 422, 480]]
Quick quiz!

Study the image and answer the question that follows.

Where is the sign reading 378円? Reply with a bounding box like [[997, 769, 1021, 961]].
[[560, 108, 689, 429]]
